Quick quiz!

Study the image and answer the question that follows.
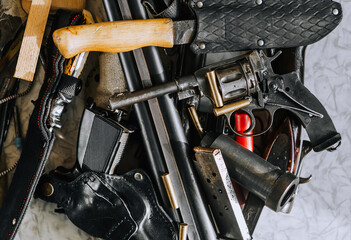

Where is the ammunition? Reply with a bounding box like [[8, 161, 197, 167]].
[[206, 70, 223, 108], [213, 99, 251, 117], [188, 106, 204, 137], [179, 223, 188, 240], [161, 173, 179, 209]]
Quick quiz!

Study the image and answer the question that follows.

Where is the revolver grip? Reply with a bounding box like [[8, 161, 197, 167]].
[[275, 74, 341, 152]]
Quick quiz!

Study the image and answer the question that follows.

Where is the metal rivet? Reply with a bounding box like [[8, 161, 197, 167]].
[[12, 218, 16, 225], [256, 0, 263, 5], [199, 43, 206, 49], [42, 182, 54, 197], [270, 82, 278, 90], [196, 1, 203, 8], [257, 39, 265, 47], [134, 172, 143, 181], [332, 8, 339, 15]]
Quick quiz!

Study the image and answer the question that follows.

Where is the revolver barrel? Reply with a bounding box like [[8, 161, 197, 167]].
[[109, 75, 197, 110]]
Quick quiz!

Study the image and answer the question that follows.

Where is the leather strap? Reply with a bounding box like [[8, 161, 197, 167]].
[[0, 10, 84, 240]]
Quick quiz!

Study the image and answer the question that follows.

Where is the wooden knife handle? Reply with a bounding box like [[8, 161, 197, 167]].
[[53, 18, 174, 59]]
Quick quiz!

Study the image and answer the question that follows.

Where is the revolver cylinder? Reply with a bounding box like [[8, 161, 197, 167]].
[[201, 133, 299, 212], [214, 58, 258, 103]]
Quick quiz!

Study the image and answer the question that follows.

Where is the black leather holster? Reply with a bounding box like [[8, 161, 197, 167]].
[[37, 169, 177, 240]]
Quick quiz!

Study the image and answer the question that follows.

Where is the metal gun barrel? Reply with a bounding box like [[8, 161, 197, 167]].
[[109, 75, 197, 110], [201, 133, 299, 212], [109, 81, 178, 110]]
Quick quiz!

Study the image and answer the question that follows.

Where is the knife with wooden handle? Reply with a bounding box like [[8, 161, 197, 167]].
[[53, 0, 342, 59], [53, 18, 196, 59]]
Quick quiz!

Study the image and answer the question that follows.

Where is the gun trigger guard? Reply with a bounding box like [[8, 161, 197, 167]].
[[243, 111, 256, 134], [225, 109, 256, 137], [227, 107, 275, 137], [225, 109, 255, 135]]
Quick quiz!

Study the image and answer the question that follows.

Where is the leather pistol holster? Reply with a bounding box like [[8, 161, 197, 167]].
[[37, 169, 177, 240]]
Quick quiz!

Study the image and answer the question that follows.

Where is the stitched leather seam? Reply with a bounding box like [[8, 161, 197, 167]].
[[145, 186, 175, 239], [93, 174, 135, 240], [104, 172, 175, 239], [122, 218, 135, 240], [6, 150, 43, 240], [107, 216, 135, 240], [6, 14, 82, 240]]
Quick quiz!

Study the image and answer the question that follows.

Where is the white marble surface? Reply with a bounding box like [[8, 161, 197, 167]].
[[10, 0, 351, 240], [254, 0, 351, 239]]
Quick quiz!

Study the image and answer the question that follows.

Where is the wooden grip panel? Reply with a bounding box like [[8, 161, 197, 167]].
[[53, 18, 174, 59]]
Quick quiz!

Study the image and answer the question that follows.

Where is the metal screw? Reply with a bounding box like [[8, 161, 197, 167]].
[[257, 39, 265, 47], [270, 82, 278, 90], [12, 218, 16, 225], [134, 172, 143, 181], [256, 0, 263, 5], [332, 8, 339, 15], [199, 43, 206, 49], [196, 1, 203, 8]]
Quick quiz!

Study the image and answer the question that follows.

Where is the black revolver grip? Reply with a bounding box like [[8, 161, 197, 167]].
[[302, 97, 341, 152], [271, 73, 341, 152]]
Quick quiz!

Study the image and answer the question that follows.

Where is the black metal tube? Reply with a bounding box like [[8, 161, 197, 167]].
[[128, 2, 218, 239], [102, 0, 177, 220], [201, 133, 299, 212]]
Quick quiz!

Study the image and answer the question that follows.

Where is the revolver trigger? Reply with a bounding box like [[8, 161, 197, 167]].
[[243, 112, 256, 134]]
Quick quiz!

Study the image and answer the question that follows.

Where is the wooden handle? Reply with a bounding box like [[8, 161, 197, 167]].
[[53, 18, 174, 59], [14, 0, 52, 81]]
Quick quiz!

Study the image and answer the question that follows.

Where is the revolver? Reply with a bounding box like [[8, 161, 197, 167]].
[[109, 50, 341, 152]]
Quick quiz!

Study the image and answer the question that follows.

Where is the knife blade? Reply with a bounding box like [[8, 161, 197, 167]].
[[53, 18, 196, 59]]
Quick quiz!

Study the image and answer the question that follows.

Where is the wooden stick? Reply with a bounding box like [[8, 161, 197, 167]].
[[14, 0, 52, 82], [53, 19, 174, 59], [21, 0, 85, 13]]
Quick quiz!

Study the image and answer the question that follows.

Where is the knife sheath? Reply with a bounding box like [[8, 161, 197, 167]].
[[0, 11, 84, 240], [189, 0, 342, 53], [53, 0, 342, 58]]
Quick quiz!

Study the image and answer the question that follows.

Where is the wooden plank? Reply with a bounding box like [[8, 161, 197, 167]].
[[14, 0, 52, 82], [21, 0, 85, 13]]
